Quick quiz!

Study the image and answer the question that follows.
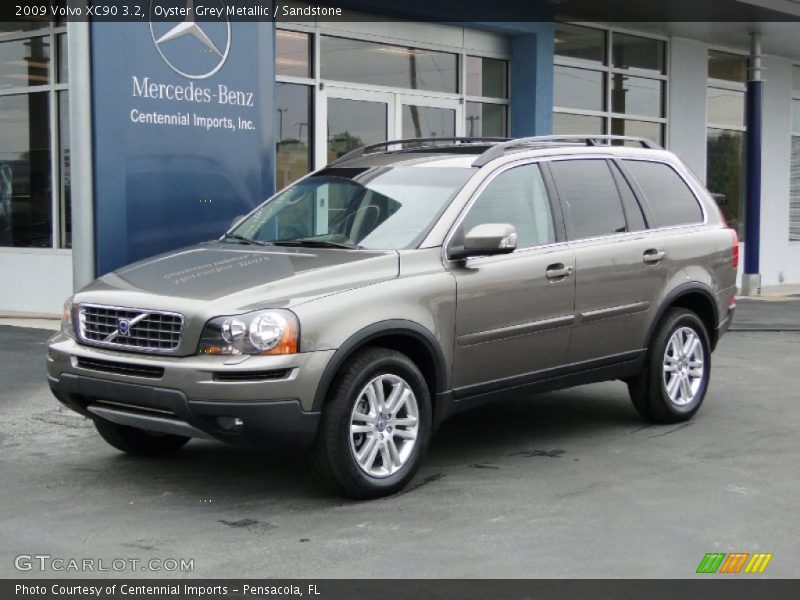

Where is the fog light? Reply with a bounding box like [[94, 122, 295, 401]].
[[216, 416, 244, 432]]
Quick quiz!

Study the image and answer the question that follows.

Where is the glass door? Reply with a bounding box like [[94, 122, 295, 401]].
[[317, 87, 395, 167], [396, 94, 463, 140]]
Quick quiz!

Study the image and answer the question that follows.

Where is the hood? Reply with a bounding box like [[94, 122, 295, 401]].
[[77, 242, 400, 310]]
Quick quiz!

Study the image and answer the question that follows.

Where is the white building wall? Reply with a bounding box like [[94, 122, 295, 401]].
[[667, 36, 709, 179], [760, 55, 800, 285], [0, 250, 73, 316]]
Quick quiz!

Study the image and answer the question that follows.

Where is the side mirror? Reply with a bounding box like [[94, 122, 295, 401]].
[[230, 215, 245, 229], [448, 223, 518, 261]]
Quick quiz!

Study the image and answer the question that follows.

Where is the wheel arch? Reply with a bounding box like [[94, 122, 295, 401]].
[[647, 283, 720, 352], [312, 320, 448, 412]]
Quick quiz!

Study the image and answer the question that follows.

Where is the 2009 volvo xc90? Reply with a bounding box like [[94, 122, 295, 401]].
[[47, 135, 738, 498]]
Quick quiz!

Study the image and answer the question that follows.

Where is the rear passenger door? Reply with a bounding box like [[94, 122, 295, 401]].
[[547, 157, 668, 365]]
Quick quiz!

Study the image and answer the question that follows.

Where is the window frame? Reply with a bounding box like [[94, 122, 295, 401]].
[[0, 21, 70, 251], [553, 23, 669, 146]]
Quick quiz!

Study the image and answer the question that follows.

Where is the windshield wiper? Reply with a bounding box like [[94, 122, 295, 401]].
[[220, 233, 272, 246], [271, 239, 361, 249]]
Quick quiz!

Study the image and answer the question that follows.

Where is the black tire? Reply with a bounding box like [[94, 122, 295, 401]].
[[310, 347, 432, 499], [93, 418, 190, 456], [628, 308, 712, 424]]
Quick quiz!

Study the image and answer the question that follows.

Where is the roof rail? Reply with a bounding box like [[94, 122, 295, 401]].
[[330, 136, 510, 165], [471, 135, 662, 167]]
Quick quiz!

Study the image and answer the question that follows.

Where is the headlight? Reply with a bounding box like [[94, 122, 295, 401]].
[[61, 296, 75, 338], [198, 310, 299, 356]]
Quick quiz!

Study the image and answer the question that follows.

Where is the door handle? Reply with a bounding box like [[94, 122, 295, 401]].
[[643, 249, 666, 264], [546, 263, 573, 280]]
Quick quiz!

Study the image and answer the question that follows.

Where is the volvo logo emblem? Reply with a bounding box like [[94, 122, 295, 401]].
[[118, 319, 130, 336], [149, 0, 231, 80]]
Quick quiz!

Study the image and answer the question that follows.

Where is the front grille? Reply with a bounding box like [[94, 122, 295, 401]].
[[77, 304, 184, 353], [77, 357, 165, 379], [212, 369, 292, 382]]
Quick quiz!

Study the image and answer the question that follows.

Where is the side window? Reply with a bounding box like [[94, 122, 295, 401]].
[[622, 160, 704, 227], [461, 164, 555, 249], [548, 159, 627, 240], [610, 162, 647, 231]]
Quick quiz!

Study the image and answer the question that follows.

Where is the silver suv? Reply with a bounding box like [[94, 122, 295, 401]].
[[47, 135, 738, 498]]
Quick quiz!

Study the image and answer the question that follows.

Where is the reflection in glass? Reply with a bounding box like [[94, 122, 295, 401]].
[[276, 30, 311, 78], [554, 65, 605, 112], [402, 105, 455, 139], [707, 128, 745, 237], [465, 56, 508, 98], [611, 74, 662, 117], [707, 87, 745, 127], [0, 93, 52, 247], [790, 137, 800, 241], [465, 103, 507, 137], [554, 23, 605, 65], [321, 36, 457, 93], [327, 98, 387, 161], [792, 99, 800, 134], [0, 36, 51, 89], [793, 66, 800, 95], [58, 91, 70, 248], [57, 33, 67, 83], [276, 83, 312, 191], [553, 112, 604, 135], [610, 118, 663, 146], [612, 33, 665, 74], [708, 50, 747, 83]]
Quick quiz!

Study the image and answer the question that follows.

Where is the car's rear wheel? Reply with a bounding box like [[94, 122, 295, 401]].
[[93, 418, 190, 456], [310, 347, 432, 499], [628, 308, 711, 423]]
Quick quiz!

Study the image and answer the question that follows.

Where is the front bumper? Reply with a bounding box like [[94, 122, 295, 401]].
[[47, 335, 330, 447]]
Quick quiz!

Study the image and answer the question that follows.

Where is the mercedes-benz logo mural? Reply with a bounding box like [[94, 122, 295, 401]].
[[149, 0, 231, 80]]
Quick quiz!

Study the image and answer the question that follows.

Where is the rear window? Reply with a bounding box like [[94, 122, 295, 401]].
[[548, 159, 627, 240], [623, 160, 704, 227]]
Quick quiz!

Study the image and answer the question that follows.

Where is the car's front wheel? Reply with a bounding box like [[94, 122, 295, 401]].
[[628, 307, 711, 423], [93, 418, 190, 456], [310, 347, 432, 499]]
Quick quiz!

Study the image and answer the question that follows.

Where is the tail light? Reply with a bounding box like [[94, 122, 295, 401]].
[[729, 229, 739, 269]]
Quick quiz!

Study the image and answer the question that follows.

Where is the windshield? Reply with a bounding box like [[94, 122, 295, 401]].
[[228, 166, 475, 250]]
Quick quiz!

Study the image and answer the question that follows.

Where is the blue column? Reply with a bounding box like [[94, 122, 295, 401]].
[[510, 23, 554, 137]]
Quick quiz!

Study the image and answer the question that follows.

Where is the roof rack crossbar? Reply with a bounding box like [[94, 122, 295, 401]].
[[331, 136, 510, 165], [471, 135, 662, 167]]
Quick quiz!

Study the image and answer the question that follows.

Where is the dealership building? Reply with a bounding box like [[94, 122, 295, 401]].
[[1, 1, 800, 315]]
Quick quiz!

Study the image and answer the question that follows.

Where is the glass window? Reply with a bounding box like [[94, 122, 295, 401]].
[[320, 36, 458, 94], [707, 128, 745, 236], [276, 30, 311, 78], [0, 22, 50, 36], [554, 23, 605, 66], [623, 160, 703, 227], [707, 87, 745, 127], [232, 167, 474, 250], [0, 36, 51, 89], [58, 90, 70, 248], [611, 74, 663, 117], [793, 66, 800, 95], [57, 33, 67, 83], [0, 93, 52, 248], [708, 50, 747, 83], [549, 159, 627, 239], [327, 97, 387, 161], [790, 136, 800, 241], [466, 56, 508, 98], [553, 112, 604, 135], [462, 164, 554, 249], [275, 83, 312, 191], [465, 103, 507, 137], [554, 65, 605, 112], [402, 105, 456, 139], [610, 118, 663, 146], [612, 33, 665, 74]]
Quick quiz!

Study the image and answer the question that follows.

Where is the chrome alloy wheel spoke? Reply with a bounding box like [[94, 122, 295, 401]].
[[349, 374, 420, 478], [662, 326, 705, 407]]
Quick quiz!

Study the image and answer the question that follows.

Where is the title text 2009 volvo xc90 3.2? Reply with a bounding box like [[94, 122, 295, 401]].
[[47, 135, 738, 498]]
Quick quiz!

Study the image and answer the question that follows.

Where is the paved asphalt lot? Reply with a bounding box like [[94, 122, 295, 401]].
[[1, 299, 798, 579]]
